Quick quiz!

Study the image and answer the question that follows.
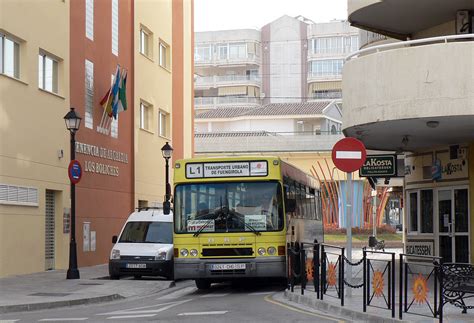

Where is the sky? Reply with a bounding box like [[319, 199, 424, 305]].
[[194, 0, 348, 32]]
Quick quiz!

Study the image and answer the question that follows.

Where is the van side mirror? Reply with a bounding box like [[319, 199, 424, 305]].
[[285, 199, 296, 213], [112, 235, 118, 244]]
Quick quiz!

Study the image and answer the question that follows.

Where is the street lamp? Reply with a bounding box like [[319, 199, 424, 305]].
[[64, 107, 81, 279], [161, 142, 173, 215]]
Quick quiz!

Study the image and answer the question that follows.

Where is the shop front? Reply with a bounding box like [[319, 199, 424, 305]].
[[404, 145, 470, 263]]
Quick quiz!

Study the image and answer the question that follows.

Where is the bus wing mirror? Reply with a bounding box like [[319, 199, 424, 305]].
[[286, 199, 296, 213], [112, 235, 118, 244]]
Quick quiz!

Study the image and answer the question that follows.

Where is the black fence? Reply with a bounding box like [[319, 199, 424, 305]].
[[287, 242, 473, 322]]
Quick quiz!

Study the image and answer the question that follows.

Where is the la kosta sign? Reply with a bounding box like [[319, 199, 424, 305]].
[[75, 142, 129, 177]]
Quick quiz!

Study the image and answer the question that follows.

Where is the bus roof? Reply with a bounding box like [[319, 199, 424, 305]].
[[174, 156, 319, 189]]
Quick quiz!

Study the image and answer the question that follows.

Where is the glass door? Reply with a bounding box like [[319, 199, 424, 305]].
[[438, 188, 470, 263]]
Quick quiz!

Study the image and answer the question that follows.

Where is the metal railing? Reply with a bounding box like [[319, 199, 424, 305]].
[[194, 131, 344, 153], [194, 96, 261, 106], [345, 34, 474, 62], [195, 75, 261, 87]]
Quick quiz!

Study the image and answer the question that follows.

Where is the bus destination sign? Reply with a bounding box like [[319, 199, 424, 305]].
[[359, 154, 397, 177], [186, 161, 268, 178]]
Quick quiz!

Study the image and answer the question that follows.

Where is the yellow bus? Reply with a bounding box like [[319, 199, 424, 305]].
[[172, 156, 323, 289]]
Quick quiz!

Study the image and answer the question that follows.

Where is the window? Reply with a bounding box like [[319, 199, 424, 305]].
[[312, 37, 344, 54], [409, 192, 418, 232], [84, 60, 94, 129], [1, 34, 20, 78], [159, 41, 169, 69], [111, 0, 118, 56], [158, 110, 168, 137], [140, 27, 151, 57], [0, 184, 38, 206], [309, 59, 344, 77], [218, 45, 228, 60], [420, 189, 433, 233], [194, 46, 211, 62], [140, 101, 152, 130], [229, 43, 246, 59], [38, 53, 58, 93], [111, 115, 118, 138], [85, 0, 94, 40]]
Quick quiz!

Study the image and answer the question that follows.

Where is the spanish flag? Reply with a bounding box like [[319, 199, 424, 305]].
[[99, 87, 113, 117]]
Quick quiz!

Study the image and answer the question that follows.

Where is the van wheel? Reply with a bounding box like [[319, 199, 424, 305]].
[[195, 279, 211, 290], [134, 275, 142, 279]]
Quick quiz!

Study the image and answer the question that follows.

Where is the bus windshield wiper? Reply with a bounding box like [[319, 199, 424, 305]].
[[229, 210, 261, 236], [193, 212, 217, 237]]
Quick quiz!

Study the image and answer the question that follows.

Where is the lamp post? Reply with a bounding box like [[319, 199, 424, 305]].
[[64, 107, 81, 279], [161, 142, 173, 215]]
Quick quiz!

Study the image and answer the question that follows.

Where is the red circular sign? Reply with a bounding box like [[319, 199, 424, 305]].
[[68, 160, 82, 184], [331, 138, 367, 173]]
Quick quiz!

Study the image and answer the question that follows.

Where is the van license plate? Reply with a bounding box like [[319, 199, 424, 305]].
[[210, 263, 246, 270], [126, 263, 146, 269]]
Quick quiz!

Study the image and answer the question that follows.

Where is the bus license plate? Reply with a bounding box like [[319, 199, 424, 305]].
[[126, 263, 146, 269], [210, 263, 246, 270]]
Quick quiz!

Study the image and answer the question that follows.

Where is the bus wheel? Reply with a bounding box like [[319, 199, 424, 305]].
[[195, 279, 211, 290]]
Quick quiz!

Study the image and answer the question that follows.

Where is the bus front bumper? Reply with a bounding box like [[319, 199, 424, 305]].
[[174, 256, 286, 280]]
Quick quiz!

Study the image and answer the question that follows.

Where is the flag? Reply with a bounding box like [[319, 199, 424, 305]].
[[111, 67, 121, 119], [117, 69, 127, 113], [100, 88, 113, 117]]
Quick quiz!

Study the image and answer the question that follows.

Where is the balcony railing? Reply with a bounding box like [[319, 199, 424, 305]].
[[194, 96, 261, 106], [345, 33, 474, 62], [195, 53, 261, 66], [195, 75, 261, 87], [194, 131, 344, 153]]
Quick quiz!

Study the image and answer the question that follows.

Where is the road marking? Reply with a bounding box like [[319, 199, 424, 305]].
[[264, 294, 345, 323], [107, 314, 156, 319], [39, 319, 88, 321], [157, 286, 197, 299], [199, 293, 229, 298], [336, 151, 362, 159], [98, 299, 192, 316], [177, 311, 228, 316], [248, 291, 274, 295]]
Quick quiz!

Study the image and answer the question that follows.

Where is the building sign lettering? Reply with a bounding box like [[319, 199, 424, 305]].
[[405, 241, 433, 256], [359, 154, 397, 177], [76, 142, 128, 177]]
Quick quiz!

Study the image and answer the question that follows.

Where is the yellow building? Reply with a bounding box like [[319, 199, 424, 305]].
[[134, 0, 194, 208], [0, 0, 70, 277]]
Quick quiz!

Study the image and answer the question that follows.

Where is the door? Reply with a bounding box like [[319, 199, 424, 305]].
[[438, 188, 470, 263], [45, 190, 55, 270]]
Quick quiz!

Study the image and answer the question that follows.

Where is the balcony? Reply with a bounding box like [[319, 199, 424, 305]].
[[342, 34, 474, 151], [195, 53, 261, 67], [194, 131, 344, 153], [194, 96, 261, 108], [195, 75, 262, 89]]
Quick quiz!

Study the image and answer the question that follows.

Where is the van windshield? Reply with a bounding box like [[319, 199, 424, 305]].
[[119, 222, 172, 243]]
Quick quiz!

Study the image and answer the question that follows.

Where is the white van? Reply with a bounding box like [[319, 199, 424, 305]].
[[108, 207, 173, 280]]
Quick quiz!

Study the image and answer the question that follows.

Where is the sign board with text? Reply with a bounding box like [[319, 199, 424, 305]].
[[359, 154, 397, 177], [186, 161, 268, 179]]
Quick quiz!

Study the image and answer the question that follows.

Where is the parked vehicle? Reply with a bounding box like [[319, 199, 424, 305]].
[[108, 207, 174, 280]]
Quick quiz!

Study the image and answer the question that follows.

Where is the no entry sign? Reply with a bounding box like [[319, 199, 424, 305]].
[[68, 160, 82, 184], [332, 138, 367, 173]]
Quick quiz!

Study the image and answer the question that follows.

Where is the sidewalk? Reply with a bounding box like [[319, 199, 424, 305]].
[[0, 264, 173, 314], [283, 248, 474, 322]]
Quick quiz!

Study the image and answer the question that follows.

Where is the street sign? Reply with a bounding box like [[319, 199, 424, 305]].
[[359, 154, 397, 177], [331, 137, 367, 173], [68, 160, 82, 184]]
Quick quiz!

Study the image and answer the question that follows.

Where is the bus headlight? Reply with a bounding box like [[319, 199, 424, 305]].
[[190, 249, 198, 257], [110, 249, 120, 260], [257, 247, 266, 256], [267, 247, 276, 255], [180, 248, 189, 257]]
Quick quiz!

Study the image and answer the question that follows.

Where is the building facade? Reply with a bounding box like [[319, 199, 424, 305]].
[[0, 0, 194, 278], [343, 0, 474, 262]]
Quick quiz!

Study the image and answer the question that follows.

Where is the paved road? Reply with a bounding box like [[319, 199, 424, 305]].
[[0, 280, 348, 322]]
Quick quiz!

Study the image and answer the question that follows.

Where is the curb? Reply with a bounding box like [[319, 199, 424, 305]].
[[284, 290, 408, 323], [0, 294, 124, 314]]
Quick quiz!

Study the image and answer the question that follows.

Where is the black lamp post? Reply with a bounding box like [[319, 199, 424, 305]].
[[161, 142, 173, 215], [64, 107, 81, 279]]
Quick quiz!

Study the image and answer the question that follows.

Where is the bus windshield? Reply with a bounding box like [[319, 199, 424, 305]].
[[174, 181, 284, 233]]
